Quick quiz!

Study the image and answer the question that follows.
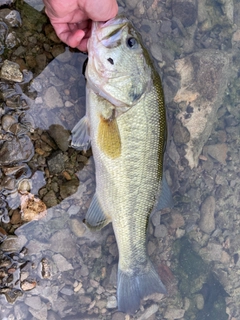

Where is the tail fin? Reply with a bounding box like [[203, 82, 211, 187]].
[[117, 261, 166, 314]]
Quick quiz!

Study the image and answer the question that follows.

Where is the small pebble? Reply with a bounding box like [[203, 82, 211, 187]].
[[74, 282, 83, 292], [106, 296, 117, 309], [195, 293, 204, 310], [21, 280, 37, 291], [199, 196, 215, 234]]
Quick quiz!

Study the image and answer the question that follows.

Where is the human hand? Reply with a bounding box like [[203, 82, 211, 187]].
[[43, 0, 118, 52]]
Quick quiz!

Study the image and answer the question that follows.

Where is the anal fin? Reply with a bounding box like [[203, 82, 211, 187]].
[[84, 193, 111, 231], [71, 116, 91, 151]]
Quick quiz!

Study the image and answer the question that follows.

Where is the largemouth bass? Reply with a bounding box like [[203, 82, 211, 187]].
[[72, 15, 172, 314]]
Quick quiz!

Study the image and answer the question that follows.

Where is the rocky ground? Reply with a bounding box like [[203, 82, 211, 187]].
[[0, 0, 240, 319]]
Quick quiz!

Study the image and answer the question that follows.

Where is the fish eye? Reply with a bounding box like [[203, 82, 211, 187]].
[[126, 37, 138, 49]]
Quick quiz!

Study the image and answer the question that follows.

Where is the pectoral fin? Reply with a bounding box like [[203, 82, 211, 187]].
[[84, 193, 111, 230], [71, 116, 91, 151], [97, 116, 121, 159]]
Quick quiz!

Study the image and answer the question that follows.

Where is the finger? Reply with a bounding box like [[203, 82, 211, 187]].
[[76, 37, 88, 52], [83, 0, 118, 21], [57, 28, 86, 48]]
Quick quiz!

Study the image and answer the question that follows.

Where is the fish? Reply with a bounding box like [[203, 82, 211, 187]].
[[71, 15, 172, 314]]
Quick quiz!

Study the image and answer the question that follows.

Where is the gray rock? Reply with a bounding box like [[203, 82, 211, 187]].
[[26, 239, 50, 254], [0, 0, 14, 5], [5, 32, 18, 49], [195, 293, 204, 310], [170, 212, 185, 229], [48, 124, 70, 152], [50, 229, 77, 259], [108, 263, 118, 286], [173, 120, 190, 145], [47, 151, 65, 174], [150, 43, 163, 62], [0, 235, 27, 253], [106, 295, 117, 309], [59, 179, 79, 199], [44, 86, 64, 109], [36, 53, 47, 70], [172, 0, 197, 27], [199, 242, 223, 261], [42, 190, 58, 208], [112, 312, 125, 320], [204, 143, 228, 165], [125, 0, 139, 9], [0, 135, 34, 165], [109, 242, 118, 257], [154, 224, 168, 238], [5, 10, 22, 27], [52, 253, 73, 272], [138, 304, 159, 320], [14, 303, 29, 320], [47, 310, 62, 320], [79, 263, 89, 276], [174, 50, 230, 168], [199, 196, 216, 234], [161, 20, 172, 34], [147, 241, 156, 255], [0, 60, 23, 82], [67, 204, 80, 216], [168, 140, 180, 165], [164, 306, 185, 319], [69, 218, 86, 237], [60, 286, 74, 296], [151, 210, 161, 226], [25, 296, 42, 310], [29, 303, 48, 320]]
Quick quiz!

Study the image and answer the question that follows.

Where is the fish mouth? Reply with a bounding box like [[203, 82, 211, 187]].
[[91, 15, 129, 47]]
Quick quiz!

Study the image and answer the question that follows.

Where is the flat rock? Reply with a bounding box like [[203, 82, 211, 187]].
[[199, 242, 223, 261], [0, 234, 27, 252], [204, 143, 228, 165], [25, 296, 42, 310], [29, 303, 48, 320], [49, 229, 77, 259], [174, 49, 230, 168], [138, 304, 159, 320], [164, 306, 185, 319], [52, 253, 73, 272], [44, 86, 64, 109], [0, 135, 34, 165]]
